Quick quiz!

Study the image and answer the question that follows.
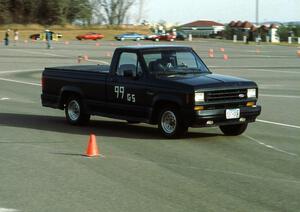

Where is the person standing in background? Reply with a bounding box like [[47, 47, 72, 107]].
[[4, 29, 10, 46], [45, 29, 52, 49], [13, 29, 19, 46]]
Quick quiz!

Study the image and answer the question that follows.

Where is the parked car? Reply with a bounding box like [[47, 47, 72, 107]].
[[76, 32, 104, 40], [115, 33, 145, 41], [29, 31, 62, 41], [147, 33, 176, 42], [176, 31, 187, 40], [41, 45, 261, 138]]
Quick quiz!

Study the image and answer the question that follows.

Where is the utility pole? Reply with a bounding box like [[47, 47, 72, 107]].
[[256, 0, 259, 25]]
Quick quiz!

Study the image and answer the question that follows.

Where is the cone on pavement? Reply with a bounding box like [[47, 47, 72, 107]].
[[223, 54, 229, 61], [297, 50, 300, 57], [208, 49, 214, 58], [85, 134, 99, 157], [220, 48, 225, 52]]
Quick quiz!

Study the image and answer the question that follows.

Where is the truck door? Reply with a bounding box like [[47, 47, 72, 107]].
[[106, 51, 149, 119]]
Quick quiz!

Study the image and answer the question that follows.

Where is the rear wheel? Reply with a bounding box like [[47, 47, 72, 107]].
[[158, 106, 188, 138], [65, 96, 90, 125], [219, 123, 248, 136]]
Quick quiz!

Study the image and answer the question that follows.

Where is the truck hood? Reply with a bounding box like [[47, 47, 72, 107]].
[[160, 73, 256, 90]]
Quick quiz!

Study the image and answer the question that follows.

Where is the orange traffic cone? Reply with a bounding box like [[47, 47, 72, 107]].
[[85, 134, 99, 157], [297, 50, 300, 57], [220, 48, 225, 52], [208, 49, 214, 58], [83, 54, 89, 61], [223, 54, 229, 61]]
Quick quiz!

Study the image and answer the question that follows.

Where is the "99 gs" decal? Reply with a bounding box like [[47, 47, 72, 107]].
[[114, 86, 136, 103]]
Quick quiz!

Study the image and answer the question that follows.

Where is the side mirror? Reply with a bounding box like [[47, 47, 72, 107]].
[[123, 69, 135, 78]]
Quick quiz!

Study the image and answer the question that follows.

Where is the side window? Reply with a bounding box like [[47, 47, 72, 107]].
[[117, 52, 139, 77], [143, 53, 162, 72]]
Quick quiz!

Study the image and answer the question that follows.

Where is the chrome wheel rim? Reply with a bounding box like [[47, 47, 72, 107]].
[[68, 100, 80, 121], [161, 111, 177, 134]]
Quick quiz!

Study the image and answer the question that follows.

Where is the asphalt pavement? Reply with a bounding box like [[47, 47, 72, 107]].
[[0, 39, 299, 212]]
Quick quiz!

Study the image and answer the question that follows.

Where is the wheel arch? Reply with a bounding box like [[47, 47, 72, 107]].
[[150, 95, 183, 124], [58, 86, 85, 109]]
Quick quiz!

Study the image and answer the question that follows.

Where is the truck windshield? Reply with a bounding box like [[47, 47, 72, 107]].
[[143, 50, 209, 74]]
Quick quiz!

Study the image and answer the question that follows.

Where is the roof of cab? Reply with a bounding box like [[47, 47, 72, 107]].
[[116, 45, 192, 51]]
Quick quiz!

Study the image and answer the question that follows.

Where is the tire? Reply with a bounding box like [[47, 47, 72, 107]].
[[158, 106, 188, 138], [219, 123, 248, 136], [65, 96, 90, 125]]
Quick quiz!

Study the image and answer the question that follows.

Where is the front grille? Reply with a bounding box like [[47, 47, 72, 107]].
[[205, 89, 247, 102]]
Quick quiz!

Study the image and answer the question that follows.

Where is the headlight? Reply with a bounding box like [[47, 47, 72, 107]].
[[247, 88, 257, 98], [195, 92, 205, 102]]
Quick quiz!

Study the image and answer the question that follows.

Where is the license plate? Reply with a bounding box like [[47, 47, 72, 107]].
[[226, 109, 240, 119]]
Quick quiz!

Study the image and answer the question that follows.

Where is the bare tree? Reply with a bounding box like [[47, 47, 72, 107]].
[[136, 0, 145, 24], [92, 0, 135, 25], [90, 0, 105, 24]]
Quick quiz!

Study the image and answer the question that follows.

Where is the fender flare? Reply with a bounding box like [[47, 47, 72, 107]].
[[58, 86, 85, 109]]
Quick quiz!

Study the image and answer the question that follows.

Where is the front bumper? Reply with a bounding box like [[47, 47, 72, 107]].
[[190, 105, 261, 127]]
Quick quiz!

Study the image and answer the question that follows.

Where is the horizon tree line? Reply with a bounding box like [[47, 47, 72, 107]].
[[0, 0, 146, 25]]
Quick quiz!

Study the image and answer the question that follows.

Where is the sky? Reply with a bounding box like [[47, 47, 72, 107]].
[[142, 0, 300, 24]]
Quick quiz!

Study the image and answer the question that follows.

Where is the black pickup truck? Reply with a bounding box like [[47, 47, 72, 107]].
[[41, 45, 261, 138]]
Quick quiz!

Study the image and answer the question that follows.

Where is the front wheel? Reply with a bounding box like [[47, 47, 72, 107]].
[[219, 123, 248, 136], [65, 96, 90, 125], [158, 106, 188, 138]]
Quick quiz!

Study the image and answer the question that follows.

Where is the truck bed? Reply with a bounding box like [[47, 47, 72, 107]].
[[45, 65, 110, 73]]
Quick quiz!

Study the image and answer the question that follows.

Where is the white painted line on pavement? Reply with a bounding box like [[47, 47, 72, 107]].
[[8, 49, 65, 57], [247, 69, 300, 74], [0, 69, 41, 75], [0, 97, 10, 101], [260, 94, 300, 99], [8, 49, 110, 65], [244, 135, 298, 157], [108, 155, 300, 184], [0, 208, 19, 212], [257, 119, 300, 129], [209, 65, 300, 70], [86, 59, 110, 65], [0, 77, 41, 86]]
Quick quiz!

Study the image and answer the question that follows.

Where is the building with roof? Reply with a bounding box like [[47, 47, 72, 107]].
[[180, 20, 225, 37], [228, 20, 279, 43]]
